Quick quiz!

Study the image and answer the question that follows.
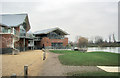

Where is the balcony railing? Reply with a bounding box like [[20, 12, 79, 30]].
[[26, 33, 35, 38], [13, 29, 20, 37], [19, 33, 35, 39], [0, 28, 20, 37], [19, 33, 26, 37], [28, 43, 34, 47], [34, 37, 41, 41]]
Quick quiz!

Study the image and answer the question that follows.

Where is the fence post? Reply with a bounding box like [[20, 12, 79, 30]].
[[11, 73, 16, 78], [24, 65, 28, 78], [43, 50, 46, 60]]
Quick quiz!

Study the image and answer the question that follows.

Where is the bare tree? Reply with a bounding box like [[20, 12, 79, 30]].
[[75, 36, 80, 42], [88, 40, 94, 44], [69, 41, 74, 47], [95, 36, 103, 44], [109, 35, 111, 43], [78, 36, 88, 48], [113, 33, 116, 43]]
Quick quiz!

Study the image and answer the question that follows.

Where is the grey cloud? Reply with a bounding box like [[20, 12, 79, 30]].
[[1, 1, 118, 42]]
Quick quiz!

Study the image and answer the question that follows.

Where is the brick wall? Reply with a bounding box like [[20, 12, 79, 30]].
[[1, 34, 13, 48], [63, 38, 68, 46], [40, 37, 51, 47], [15, 38, 28, 47], [15, 38, 29, 51], [0, 35, 29, 49], [40, 37, 68, 48]]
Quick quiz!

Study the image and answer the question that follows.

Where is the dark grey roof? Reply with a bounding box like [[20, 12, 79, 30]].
[[0, 13, 27, 27], [34, 27, 68, 35]]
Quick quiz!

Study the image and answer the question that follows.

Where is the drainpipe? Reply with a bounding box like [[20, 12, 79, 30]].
[[33, 39, 34, 50], [23, 38, 25, 51], [12, 28, 14, 49], [12, 27, 15, 55]]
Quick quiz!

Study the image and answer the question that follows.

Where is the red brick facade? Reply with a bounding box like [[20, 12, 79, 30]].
[[40, 37, 68, 48], [0, 26, 29, 49], [0, 34, 13, 48], [15, 38, 29, 48]]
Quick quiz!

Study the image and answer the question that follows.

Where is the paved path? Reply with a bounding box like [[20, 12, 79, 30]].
[[97, 66, 120, 72], [39, 51, 103, 76]]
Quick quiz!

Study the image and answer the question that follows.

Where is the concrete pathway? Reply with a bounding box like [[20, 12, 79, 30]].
[[97, 66, 120, 72], [39, 51, 103, 76]]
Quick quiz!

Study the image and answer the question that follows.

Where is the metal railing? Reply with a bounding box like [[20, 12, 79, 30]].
[[19, 33, 35, 39], [34, 37, 41, 41], [26, 33, 35, 38], [19, 33, 26, 37], [13, 29, 20, 37], [28, 43, 34, 47]]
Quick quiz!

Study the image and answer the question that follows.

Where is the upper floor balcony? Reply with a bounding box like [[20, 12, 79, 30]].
[[34, 37, 41, 41], [0, 27, 20, 37], [0, 26, 36, 40], [19, 32, 35, 39], [47, 32, 65, 39], [19, 33, 26, 38]]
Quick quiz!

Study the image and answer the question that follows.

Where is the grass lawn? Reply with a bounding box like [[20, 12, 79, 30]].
[[67, 71, 120, 76], [50, 50, 120, 66], [49, 50, 77, 54]]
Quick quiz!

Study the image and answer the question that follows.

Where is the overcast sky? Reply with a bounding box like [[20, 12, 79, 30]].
[[0, 0, 119, 42]]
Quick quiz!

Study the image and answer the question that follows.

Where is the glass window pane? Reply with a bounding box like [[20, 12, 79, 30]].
[[8, 29, 11, 33], [2, 27, 8, 33]]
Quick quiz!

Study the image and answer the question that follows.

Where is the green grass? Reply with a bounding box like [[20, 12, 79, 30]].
[[67, 71, 120, 76], [49, 50, 77, 54], [50, 50, 120, 66]]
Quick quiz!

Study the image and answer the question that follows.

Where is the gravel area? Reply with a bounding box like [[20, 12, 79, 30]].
[[2, 50, 104, 76], [2, 50, 44, 76], [0, 55, 2, 77], [39, 51, 103, 76]]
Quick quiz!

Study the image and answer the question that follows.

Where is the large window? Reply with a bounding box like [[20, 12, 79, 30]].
[[1, 27, 11, 33], [20, 25, 26, 36], [8, 29, 11, 33], [48, 32, 64, 39], [51, 43, 63, 49]]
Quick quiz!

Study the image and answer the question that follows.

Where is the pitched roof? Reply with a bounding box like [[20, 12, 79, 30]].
[[0, 13, 30, 31], [34, 27, 68, 35]]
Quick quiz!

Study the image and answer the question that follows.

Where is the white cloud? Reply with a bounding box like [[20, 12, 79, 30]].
[[0, 0, 119, 2], [1, 1, 118, 41]]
